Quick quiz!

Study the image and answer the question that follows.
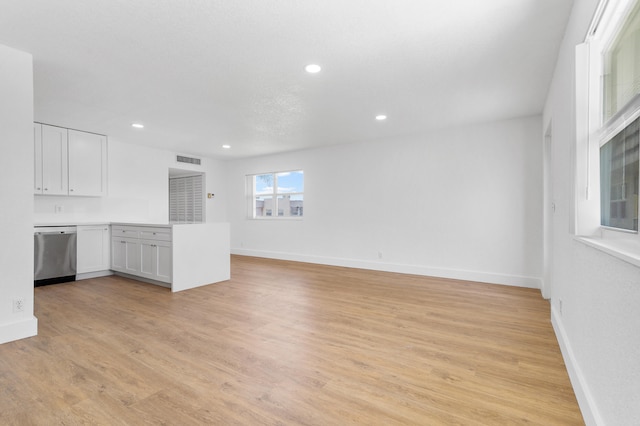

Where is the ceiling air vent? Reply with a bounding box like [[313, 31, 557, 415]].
[[176, 155, 201, 165]]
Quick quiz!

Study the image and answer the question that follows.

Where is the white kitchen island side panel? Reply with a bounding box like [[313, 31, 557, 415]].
[[172, 223, 230, 292]]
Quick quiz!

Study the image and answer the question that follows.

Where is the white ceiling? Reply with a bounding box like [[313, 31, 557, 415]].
[[0, 0, 574, 159]]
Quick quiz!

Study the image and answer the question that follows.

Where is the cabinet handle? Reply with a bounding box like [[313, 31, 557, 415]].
[[36, 187, 41, 190], [70, 189, 74, 192], [121, 240, 125, 243], [44, 188, 48, 191]]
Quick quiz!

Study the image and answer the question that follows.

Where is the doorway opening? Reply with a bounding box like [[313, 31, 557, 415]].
[[542, 122, 554, 299], [168, 168, 205, 223]]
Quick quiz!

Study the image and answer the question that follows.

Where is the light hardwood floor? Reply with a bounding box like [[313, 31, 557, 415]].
[[1, 255, 583, 425]]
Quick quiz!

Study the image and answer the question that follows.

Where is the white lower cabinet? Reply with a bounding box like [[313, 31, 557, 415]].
[[77, 225, 111, 277], [111, 237, 140, 275], [139, 239, 172, 283], [111, 225, 172, 285]]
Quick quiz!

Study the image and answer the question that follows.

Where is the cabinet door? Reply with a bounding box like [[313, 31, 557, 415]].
[[41, 124, 68, 195], [111, 237, 139, 274], [77, 226, 110, 274], [68, 130, 107, 196], [34, 123, 43, 194], [111, 238, 126, 272], [154, 241, 172, 283], [139, 239, 172, 283], [139, 240, 156, 280], [123, 239, 140, 274]]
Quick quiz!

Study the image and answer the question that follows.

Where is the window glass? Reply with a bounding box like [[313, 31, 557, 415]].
[[289, 194, 304, 217], [255, 195, 273, 217], [603, 1, 640, 121], [276, 171, 304, 193], [255, 173, 273, 195], [601, 116, 640, 231]]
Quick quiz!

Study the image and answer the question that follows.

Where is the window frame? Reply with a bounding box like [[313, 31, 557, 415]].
[[248, 170, 304, 220], [595, 0, 640, 232], [575, 0, 640, 263]]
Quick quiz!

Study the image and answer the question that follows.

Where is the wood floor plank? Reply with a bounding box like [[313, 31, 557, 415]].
[[0, 255, 583, 425]]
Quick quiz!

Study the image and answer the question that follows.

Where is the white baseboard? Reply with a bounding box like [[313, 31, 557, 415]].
[[0, 316, 38, 345], [231, 248, 541, 289], [76, 270, 113, 280], [112, 272, 171, 289], [551, 306, 603, 426]]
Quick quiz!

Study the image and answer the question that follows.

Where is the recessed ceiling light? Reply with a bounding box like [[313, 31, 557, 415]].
[[375, 115, 387, 121], [305, 64, 322, 74], [131, 123, 144, 129], [222, 144, 231, 149]]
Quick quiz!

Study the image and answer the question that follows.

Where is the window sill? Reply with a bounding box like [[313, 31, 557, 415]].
[[574, 235, 640, 268]]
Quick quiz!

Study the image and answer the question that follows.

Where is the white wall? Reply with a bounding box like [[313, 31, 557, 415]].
[[227, 116, 543, 288], [0, 44, 37, 344], [544, 1, 640, 425], [34, 139, 227, 225]]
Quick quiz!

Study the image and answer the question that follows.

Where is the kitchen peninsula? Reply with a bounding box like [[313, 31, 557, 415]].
[[111, 222, 230, 292], [36, 221, 230, 292]]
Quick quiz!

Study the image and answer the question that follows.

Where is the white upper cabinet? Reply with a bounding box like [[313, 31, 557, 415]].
[[40, 124, 69, 195], [68, 129, 107, 196], [34, 123, 107, 197]]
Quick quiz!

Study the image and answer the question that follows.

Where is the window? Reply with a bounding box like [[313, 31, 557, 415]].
[[169, 174, 204, 223], [598, 0, 640, 232], [574, 0, 640, 265], [249, 170, 304, 219]]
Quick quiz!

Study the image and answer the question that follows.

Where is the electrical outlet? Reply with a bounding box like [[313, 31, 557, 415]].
[[13, 298, 25, 313], [377, 250, 383, 259], [559, 299, 563, 316], [54, 205, 64, 213]]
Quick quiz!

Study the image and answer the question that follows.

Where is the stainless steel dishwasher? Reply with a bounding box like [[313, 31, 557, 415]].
[[34, 226, 77, 286]]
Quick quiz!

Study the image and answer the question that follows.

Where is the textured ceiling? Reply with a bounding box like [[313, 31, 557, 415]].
[[0, 0, 574, 159]]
